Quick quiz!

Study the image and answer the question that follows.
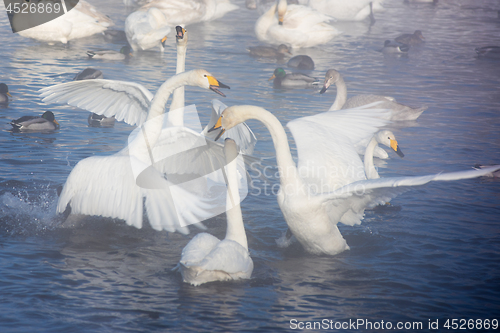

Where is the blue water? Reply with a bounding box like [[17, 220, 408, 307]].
[[1, 0, 500, 332]]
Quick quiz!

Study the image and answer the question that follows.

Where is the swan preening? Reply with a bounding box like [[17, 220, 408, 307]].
[[255, 0, 341, 48], [320, 69, 427, 121], [210, 104, 500, 256], [178, 138, 253, 286], [125, 7, 170, 52]]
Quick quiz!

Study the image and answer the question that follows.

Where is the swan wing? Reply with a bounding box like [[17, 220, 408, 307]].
[[57, 152, 227, 233], [323, 165, 500, 226], [287, 105, 392, 190], [39, 79, 153, 126], [180, 233, 221, 265]]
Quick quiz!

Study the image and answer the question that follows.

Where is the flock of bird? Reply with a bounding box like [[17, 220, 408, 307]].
[[3, 0, 500, 286]]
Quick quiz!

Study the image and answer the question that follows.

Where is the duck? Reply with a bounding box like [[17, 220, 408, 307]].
[[0, 83, 12, 105], [72, 68, 115, 127], [209, 105, 500, 256], [15, 1, 113, 44], [248, 44, 292, 59], [395, 30, 425, 45], [255, 0, 341, 49], [269, 68, 318, 88], [87, 46, 133, 60], [287, 55, 314, 70], [306, 0, 384, 22], [475, 46, 500, 59], [125, 7, 170, 52], [178, 138, 253, 286], [10, 111, 59, 132], [380, 40, 409, 54], [320, 69, 427, 121]]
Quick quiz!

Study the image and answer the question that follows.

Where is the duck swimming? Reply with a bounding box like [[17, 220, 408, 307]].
[[87, 46, 133, 60], [248, 44, 292, 59], [10, 111, 59, 132], [269, 68, 318, 88], [395, 30, 425, 45], [0, 83, 12, 105], [287, 55, 314, 70]]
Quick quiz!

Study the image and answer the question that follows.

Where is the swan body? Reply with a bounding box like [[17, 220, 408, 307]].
[[87, 46, 132, 60], [125, 8, 170, 52], [179, 139, 253, 286], [287, 55, 314, 70], [395, 30, 425, 45], [10, 111, 59, 131], [16, 1, 113, 44], [306, 0, 384, 22], [211, 105, 500, 255], [269, 68, 318, 88], [255, 0, 341, 49], [364, 130, 404, 180], [321, 69, 427, 121], [248, 44, 292, 58], [0, 83, 12, 105], [54, 69, 236, 233], [380, 40, 409, 54]]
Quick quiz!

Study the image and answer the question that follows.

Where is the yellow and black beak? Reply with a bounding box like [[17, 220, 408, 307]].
[[161, 36, 168, 47], [206, 75, 230, 97], [208, 116, 226, 141], [390, 139, 404, 158], [278, 15, 284, 25], [175, 26, 186, 40]]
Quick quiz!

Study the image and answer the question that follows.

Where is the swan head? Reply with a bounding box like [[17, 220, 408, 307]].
[[376, 130, 404, 158], [277, 0, 287, 25], [208, 105, 250, 140], [269, 68, 286, 81], [319, 69, 340, 94], [192, 69, 230, 97], [175, 26, 188, 46]]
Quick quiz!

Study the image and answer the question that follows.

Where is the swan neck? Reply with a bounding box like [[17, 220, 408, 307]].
[[238, 106, 299, 182], [329, 75, 347, 111], [169, 40, 187, 114], [224, 156, 247, 250], [364, 136, 379, 179]]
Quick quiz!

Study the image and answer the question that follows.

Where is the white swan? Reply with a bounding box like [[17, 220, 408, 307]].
[[137, 0, 237, 27], [53, 69, 234, 233], [125, 7, 170, 52], [305, 0, 384, 22], [320, 69, 427, 121], [16, 1, 113, 44], [179, 138, 253, 286], [210, 105, 500, 255], [255, 0, 341, 48], [364, 130, 404, 180]]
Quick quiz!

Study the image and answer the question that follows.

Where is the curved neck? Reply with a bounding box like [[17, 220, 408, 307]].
[[235, 106, 300, 185], [224, 152, 247, 250], [364, 136, 380, 179], [168, 39, 188, 116], [255, 3, 278, 40], [328, 75, 347, 111]]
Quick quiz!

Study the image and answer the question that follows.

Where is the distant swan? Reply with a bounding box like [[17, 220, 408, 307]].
[[16, 1, 113, 44], [179, 138, 253, 286], [209, 105, 500, 255], [320, 69, 427, 121], [306, 0, 384, 22], [255, 0, 341, 48], [125, 7, 170, 52]]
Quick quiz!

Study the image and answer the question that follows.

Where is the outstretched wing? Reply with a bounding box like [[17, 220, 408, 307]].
[[287, 104, 392, 192], [39, 79, 154, 126]]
